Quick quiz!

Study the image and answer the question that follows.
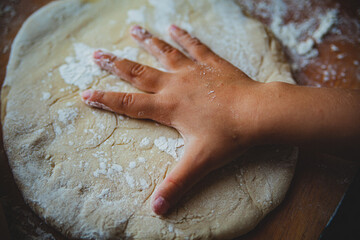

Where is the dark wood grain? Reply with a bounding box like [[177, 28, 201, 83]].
[[0, 0, 359, 239]]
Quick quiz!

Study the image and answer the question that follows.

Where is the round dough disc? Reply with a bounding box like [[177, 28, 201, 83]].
[[1, 0, 297, 239]]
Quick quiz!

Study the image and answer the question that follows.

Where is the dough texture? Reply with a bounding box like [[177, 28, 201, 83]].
[[1, 0, 297, 239]]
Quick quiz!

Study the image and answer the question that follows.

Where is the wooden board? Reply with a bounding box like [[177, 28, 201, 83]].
[[0, 0, 359, 239]]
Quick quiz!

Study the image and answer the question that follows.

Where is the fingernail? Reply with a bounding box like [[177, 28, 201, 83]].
[[152, 196, 170, 215], [81, 90, 93, 101], [169, 24, 179, 32], [93, 50, 104, 59], [130, 25, 151, 40]]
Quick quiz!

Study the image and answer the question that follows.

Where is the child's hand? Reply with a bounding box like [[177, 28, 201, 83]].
[[82, 25, 360, 215], [81, 25, 264, 215]]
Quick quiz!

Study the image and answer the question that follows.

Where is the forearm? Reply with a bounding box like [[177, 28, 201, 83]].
[[254, 82, 360, 157]]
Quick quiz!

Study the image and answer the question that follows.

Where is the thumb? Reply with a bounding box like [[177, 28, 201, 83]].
[[151, 140, 212, 215]]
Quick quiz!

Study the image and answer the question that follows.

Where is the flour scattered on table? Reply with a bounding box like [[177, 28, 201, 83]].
[[330, 44, 339, 52], [238, 0, 338, 61], [270, 8, 338, 57]]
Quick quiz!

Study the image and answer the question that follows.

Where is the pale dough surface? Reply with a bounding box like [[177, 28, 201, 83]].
[[1, 0, 298, 239]]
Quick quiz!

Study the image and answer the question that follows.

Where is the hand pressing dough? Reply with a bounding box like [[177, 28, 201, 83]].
[[1, 0, 298, 239]]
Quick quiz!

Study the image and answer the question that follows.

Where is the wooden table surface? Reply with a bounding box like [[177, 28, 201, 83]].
[[0, 1, 359, 239]]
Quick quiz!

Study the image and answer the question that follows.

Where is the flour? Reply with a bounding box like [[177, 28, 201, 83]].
[[92, 151, 125, 178], [330, 44, 339, 51], [59, 43, 103, 89], [154, 137, 184, 161], [139, 137, 150, 147], [59, 43, 139, 89], [337, 53, 346, 59], [148, 0, 176, 37], [57, 108, 79, 125], [271, 8, 337, 56], [97, 188, 110, 199], [168, 224, 174, 233], [112, 47, 139, 62], [93, 161, 124, 178], [126, 0, 193, 42], [240, 0, 338, 58], [54, 107, 79, 135], [41, 92, 51, 101], [137, 157, 146, 163], [129, 161, 136, 168], [312, 9, 338, 43], [66, 102, 75, 107], [139, 178, 149, 189], [196, 0, 258, 79], [126, 6, 146, 24], [111, 164, 123, 172], [124, 172, 135, 188]]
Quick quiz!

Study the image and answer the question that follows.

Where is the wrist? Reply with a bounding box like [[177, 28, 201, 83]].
[[245, 81, 291, 147]]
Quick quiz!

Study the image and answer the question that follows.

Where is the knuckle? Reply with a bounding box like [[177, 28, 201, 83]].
[[160, 44, 177, 55], [165, 176, 184, 192], [119, 93, 135, 108], [130, 63, 146, 78], [188, 37, 203, 47]]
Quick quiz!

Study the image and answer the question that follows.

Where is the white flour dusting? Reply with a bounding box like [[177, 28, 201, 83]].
[[57, 108, 79, 125], [59, 43, 103, 89], [154, 137, 184, 161], [129, 161, 136, 168], [195, 0, 258, 79], [239, 0, 338, 58], [112, 47, 139, 62], [59, 43, 139, 89], [139, 137, 150, 147], [111, 164, 123, 172], [137, 157, 146, 163], [41, 92, 51, 101], [139, 178, 149, 189], [330, 44, 339, 51], [271, 9, 337, 56], [126, 6, 146, 24], [54, 107, 79, 135], [126, 0, 193, 42], [97, 188, 110, 199], [92, 151, 125, 178], [124, 172, 135, 188], [66, 102, 75, 107]]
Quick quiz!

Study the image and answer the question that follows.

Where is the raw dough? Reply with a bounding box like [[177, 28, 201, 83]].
[[1, 0, 297, 239]]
